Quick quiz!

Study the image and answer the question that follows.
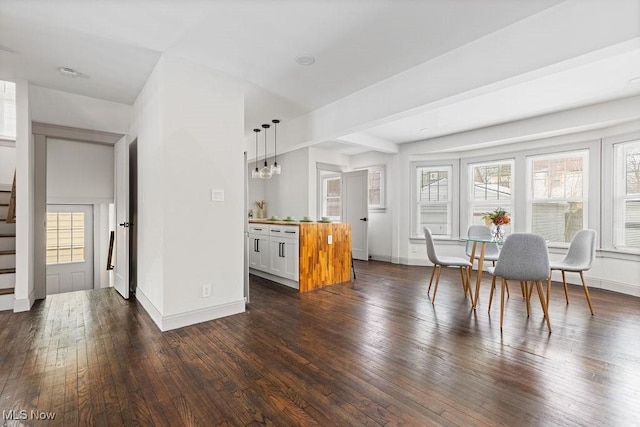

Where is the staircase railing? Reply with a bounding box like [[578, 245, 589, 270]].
[[6, 171, 15, 224]]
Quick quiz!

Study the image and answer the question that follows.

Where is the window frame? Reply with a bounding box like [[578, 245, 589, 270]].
[[526, 149, 589, 245], [320, 173, 342, 221], [467, 159, 515, 231], [367, 164, 386, 211], [411, 160, 458, 239], [612, 139, 640, 251]]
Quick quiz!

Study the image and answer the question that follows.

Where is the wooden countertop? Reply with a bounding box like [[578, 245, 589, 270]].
[[249, 219, 339, 225]]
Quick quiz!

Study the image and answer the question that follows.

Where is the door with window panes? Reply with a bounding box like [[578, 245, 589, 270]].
[[46, 205, 93, 294]]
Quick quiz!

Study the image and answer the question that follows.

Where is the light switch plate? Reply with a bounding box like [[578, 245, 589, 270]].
[[211, 189, 224, 202], [328, 234, 333, 244]]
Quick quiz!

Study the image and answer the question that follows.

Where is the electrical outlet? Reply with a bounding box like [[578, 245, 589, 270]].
[[202, 283, 212, 298], [328, 234, 333, 244]]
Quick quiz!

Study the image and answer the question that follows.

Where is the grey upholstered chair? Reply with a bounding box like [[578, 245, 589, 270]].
[[487, 233, 552, 332], [549, 229, 596, 315], [424, 227, 472, 304]]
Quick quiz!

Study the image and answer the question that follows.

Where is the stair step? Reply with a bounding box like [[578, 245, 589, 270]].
[[0, 250, 16, 255], [0, 287, 13, 296], [0, 234, 16, 237], [0, 268, 16, 275]]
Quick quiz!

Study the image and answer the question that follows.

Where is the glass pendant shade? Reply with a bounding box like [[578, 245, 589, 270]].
[[260, 123, 272, 179], [271, 163, 281, 175]]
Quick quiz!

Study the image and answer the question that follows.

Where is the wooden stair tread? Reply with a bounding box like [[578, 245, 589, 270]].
[[0, 250, 15, 255], [0, 234, 16, 237], [0, 287, 14, 296], [0, 268, 16, 274]]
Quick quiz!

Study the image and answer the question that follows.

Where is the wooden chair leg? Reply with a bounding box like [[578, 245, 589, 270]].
[[546, 277, 552, 311], [580, 272, 595, 315], [505, 280, 510, 298], [562, 270, 569, 304], [535, 280, 552, 332], [428, 266, 436, 294], [432, 266, 443, 303], [525, 281, 532, 317], [500, 278, 506, 330], [520, 281, 526, 299], [459, 267, 468, 297], [488, 275, 496, 313]]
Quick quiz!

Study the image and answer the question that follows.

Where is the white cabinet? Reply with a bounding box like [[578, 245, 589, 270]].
[[248, 225, 270, 272], [248, 223, 299, 289], [269, 226, 299, 282]]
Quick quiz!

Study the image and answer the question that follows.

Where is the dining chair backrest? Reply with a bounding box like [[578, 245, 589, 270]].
[[465, 225, 500, 258], [562, 229, 597, 270], [423, 227, 440, 265], [493, 233, 550, 281]]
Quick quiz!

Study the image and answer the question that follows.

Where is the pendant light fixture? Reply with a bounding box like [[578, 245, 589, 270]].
[[252, 128, 260, 178], [259, 123, 272, 179], [271, 119, 281, 175]]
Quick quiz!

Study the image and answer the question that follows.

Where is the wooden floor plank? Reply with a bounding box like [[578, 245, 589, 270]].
[[0, 261, 638, 425]]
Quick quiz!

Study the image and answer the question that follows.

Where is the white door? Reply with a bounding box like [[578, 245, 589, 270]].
[[114, 138, 129, 299], [46, 205, 94, 294], [342, 170, 369, 261]]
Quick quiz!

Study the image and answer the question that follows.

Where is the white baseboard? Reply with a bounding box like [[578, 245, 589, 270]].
[[135, 288, 163, 330], [136, 287, 245, 332], [13, 289, 35, 312], [161, 300, 245, 331]]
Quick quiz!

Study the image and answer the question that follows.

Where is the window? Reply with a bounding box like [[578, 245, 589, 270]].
[[414, 165, 452, 237], [367, 165, 385, 209], [469, 160, 513, 231], [321, 175, 342, 220], [0, 81, 16, 139], [528, 151, 588, 243], [614, 140, 640, 250], [46, 212, 86, 264]]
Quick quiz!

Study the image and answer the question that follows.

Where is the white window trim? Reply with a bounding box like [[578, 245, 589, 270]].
[[320, 173, 342, 221], [410, 160, 459, 239], [526, 149, 589, 245], [466, 158, 515, 231], [609, 136, 640, 252]]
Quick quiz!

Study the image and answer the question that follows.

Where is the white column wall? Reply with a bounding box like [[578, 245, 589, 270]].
[[132, 55, 245, 329], [14, 80, 34, 311]]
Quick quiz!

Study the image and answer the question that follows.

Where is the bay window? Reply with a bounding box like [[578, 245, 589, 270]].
[[614, 140, 640, 250], [469, 160, 514, 232], [413, 164, 453, 237]]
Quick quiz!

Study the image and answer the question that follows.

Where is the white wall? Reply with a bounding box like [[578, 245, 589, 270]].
[[0, 145, 16, 186], [350, 151, 395, 262], [46, 138, 114, 204], [30, 86, 131, 134], [131, 54, 245, 330], [14, 80, 34, 311]]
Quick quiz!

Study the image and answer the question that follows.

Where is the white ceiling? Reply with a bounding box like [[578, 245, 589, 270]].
[[1, 0, 639, 154]]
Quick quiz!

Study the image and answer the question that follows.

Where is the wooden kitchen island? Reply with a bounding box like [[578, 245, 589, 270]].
[[248, 220, 352, 292]]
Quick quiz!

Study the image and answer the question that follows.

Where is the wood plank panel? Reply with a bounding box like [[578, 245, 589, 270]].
[[299, 223, 351, 292]]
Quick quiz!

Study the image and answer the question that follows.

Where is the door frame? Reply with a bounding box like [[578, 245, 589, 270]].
[[32, 123, 124, 301]]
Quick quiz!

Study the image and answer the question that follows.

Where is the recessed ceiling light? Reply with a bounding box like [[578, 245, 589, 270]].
[[58, 67, 79, 77], [295, 55, 315, 66], [628, 76, 640, 85]]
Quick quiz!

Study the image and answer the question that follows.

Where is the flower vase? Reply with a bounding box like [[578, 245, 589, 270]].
[[257, 208, 266, 219], [491, 224, 505, 241]]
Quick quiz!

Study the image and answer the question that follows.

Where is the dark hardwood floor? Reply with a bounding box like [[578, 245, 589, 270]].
[[1, 261, 639, 426]]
